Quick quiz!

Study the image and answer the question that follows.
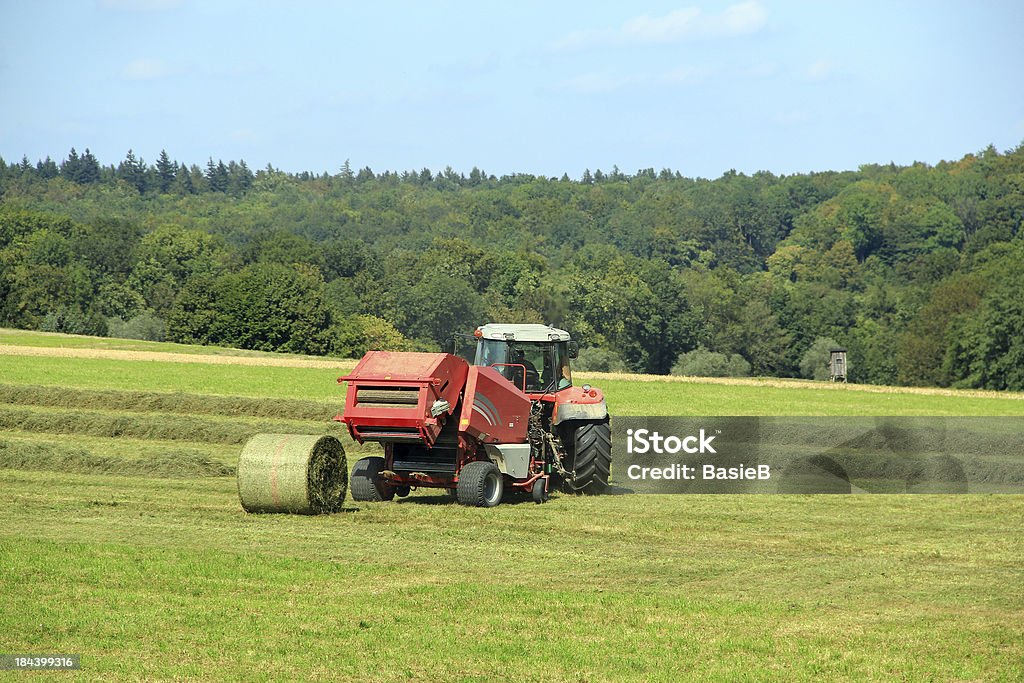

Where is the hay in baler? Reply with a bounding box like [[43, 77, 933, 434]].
[[237, 433, 347, 514]]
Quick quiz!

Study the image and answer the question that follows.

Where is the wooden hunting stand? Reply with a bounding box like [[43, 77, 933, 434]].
[[829, 348, 848, 383]]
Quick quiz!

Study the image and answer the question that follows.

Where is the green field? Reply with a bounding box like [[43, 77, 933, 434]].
[[1, 332, 1022, 680], [2, 353, 1023, 416]]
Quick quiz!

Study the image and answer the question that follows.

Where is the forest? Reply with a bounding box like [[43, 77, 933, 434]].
[[0, 144, 1022, 390]]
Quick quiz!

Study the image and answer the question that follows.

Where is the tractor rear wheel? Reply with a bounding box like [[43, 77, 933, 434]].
[[457, 461, 504, 507], [566, 419, 611, 494], [350, 456, 395, 502]]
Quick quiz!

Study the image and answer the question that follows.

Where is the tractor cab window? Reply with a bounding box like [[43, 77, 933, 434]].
[[476, 340, 571, 393], [477, 339, 509, 367]]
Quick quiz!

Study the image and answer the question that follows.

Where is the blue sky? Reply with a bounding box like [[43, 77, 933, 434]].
[[2, 0, 1022, 178]]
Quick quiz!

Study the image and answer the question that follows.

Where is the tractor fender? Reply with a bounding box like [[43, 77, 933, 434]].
[[552, 385, 609, 425]]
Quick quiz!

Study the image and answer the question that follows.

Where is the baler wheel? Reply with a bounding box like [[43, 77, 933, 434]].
[[350, 456, 395, 502], [531, 477, 550, 504], [568, 419, 612, 494], [456, 461, 504, 507]]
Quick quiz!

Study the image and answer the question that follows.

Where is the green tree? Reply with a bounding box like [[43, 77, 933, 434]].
[[155, 150, 176, 192], [394, 274, 485, 347], [671, 347, 750, 377], [205, 158, 228, 192], [799, 336, 842, 381], [117, 149, 148, 193], [168, 263, 334, 354], [129, 225, 229, 313], [946, 277, 1024, 390]]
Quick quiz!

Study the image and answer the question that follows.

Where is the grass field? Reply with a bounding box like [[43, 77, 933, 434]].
[[1, 329, 1022, 681]]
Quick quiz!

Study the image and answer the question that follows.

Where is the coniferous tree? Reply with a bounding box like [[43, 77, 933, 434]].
[[60, 148, 81, 181], [79, 148, 101, 183], [36, 156, 59, 179], [117, 149, 148, 192], [189, 164, 207, 192], [169, 162, 191, 194], [339, 159, 354, 183], [155, 150, 176, 192], [205, 158, 229, 192], [237, 160, 253, 193], [226, 160, 253, 195]]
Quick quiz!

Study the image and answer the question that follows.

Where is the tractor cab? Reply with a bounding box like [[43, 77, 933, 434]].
[[449, 323, 579, 395]]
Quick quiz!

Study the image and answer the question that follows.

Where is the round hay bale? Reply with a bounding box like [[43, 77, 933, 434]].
[[237, 433, 347, 514]]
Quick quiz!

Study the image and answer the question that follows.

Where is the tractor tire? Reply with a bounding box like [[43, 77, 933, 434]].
[[567, 419, 612, 494], [394, 485, 411, 498], [457, 461, 504, 507], [350, 456, 395, 502]]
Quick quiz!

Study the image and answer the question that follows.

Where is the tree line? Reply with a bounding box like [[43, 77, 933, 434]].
[[0, 143, 1022, 390]]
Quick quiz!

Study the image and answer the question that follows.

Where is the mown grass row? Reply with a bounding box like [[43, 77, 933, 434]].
[[0, 383, 335, 421], [0, 438, 233, 478], [0, 404, 343, 445]]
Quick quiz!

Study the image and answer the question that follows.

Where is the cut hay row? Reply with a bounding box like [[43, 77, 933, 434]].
[[0, 430, 238, 464], [0, 404, 342, 445], [0, 343, 357, 369], [0, 438, 234, 478], [0, 383, 336, 421]]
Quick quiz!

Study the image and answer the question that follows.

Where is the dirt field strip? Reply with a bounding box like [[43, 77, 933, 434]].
[[0, 344, 358, 370], [576, 371, 1024, 401]]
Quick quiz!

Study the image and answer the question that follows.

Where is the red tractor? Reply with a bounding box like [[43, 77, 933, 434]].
[[340, 324, 611, 506]]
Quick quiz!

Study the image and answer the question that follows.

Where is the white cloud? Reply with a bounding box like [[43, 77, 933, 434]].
[[552, 1, 767, 50], [121, 58, 175, 80], [620, 8, 702, 44], [713, 0, 769, 36]]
